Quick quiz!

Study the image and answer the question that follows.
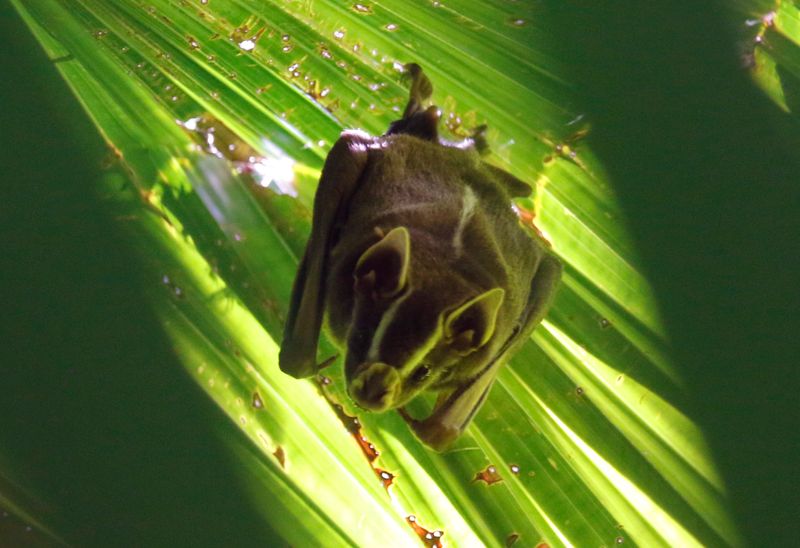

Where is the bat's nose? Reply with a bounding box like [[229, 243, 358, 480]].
[[348, 362, 400, 412]]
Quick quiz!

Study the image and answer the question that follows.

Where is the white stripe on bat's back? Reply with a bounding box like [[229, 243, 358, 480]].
[[453, 186, 477, 257]]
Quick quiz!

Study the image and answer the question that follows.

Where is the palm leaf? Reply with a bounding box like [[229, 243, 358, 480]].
[[10, 0, 790, 545]]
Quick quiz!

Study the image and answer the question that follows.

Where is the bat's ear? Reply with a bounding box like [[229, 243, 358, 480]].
[[354, 226, 411, 299], [444, 288, 505, 354]]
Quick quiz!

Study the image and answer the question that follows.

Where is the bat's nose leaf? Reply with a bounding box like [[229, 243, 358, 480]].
[[348, 362, 400, 412]]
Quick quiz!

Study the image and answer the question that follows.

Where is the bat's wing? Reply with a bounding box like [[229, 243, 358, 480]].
[[279, 131, 371, 378], [401, 254, 563, 451]]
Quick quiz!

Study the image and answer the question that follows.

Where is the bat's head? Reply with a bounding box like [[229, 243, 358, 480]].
[[344, 226, 505, 412]]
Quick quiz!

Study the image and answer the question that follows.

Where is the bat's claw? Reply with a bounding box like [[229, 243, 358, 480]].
[[317, 354, 338, 370]]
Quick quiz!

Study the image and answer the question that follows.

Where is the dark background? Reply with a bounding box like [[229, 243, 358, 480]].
[[550, 2, 800, 545], [2, 2, 798, 546], [0, 5, 281, 546]]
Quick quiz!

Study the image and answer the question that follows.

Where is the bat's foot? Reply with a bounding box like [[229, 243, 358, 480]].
[[386, 105, 440, 141], [400, 63, 433, 116], [386, 63, 441, 142]]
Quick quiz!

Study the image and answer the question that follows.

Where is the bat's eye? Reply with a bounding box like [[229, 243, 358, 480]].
[[410, 365, 431, 384]]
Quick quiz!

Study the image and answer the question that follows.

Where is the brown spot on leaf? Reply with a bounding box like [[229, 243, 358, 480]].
[[376, 468, 395, 489], [472, 464, 503, 485], [406, 515, 444, 547], [273, 446, 285, 469]]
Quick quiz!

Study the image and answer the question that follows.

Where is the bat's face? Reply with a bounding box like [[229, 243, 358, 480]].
[[343, 226, 504, 412]]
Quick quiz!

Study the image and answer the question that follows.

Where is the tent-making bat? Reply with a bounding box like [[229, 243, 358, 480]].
[[279, 64, 561, 451]]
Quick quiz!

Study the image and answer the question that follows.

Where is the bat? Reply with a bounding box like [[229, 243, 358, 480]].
[[279, 63, 561, 450]]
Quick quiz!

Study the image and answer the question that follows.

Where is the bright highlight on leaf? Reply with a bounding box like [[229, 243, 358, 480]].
[[9, 0, 766, 545]]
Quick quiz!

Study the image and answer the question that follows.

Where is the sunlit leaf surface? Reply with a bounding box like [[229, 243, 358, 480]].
[[9, 0, 770, 545]]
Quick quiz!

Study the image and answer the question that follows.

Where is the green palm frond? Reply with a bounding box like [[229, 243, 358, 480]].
[[8, 0, 796, 545]]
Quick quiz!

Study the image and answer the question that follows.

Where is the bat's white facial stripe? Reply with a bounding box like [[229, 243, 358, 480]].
[[366, 291, 410, 362], [398, 322, 441, 378], [453, 186, 477, 257], [365, 289, 443, 384]]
